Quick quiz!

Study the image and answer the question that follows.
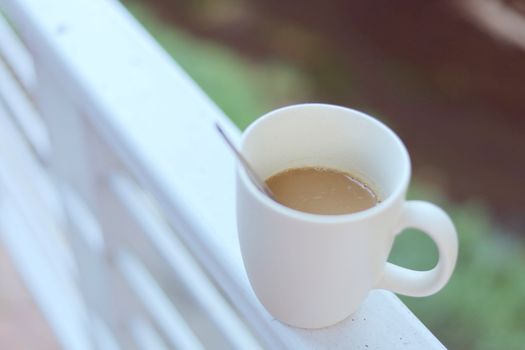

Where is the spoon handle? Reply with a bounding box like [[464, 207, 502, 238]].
[[215, 123, 276, 199]]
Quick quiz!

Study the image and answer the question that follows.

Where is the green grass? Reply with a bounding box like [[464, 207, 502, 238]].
[[125, 1, 310, 129], [125, 2, 525, 348], [397, 185, 525, 349]]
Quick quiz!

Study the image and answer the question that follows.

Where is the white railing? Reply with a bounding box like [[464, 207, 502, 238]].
[[0, 0, 445, 349]]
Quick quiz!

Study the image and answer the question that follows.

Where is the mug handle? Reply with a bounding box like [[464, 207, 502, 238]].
[[376, 200, 458, 297]]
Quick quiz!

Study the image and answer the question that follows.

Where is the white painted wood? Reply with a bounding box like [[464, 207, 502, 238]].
[[91, 316, 122, 350], [0, 13, 47, 162], [130, 318, 170, 350], [34, 58, 142, 350], [0, 103, 92, 350], [0, 101, 74, 280], [0, 57, 49, 163], [0, 98, 135, 350], [0, 12, 34, 90], [0, 203, 92, 350], [109, 174, 262, 350], [0, 0, 447, 348], [118, 251, 205, 350]]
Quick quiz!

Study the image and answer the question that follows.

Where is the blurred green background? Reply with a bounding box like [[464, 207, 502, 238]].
[[124, 1, 525, 349]]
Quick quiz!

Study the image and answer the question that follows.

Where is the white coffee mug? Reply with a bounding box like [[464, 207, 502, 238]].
[[236, 104, 458, 329]]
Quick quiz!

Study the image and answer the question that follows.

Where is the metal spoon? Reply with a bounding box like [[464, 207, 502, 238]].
[[215, 122, 276, 200]]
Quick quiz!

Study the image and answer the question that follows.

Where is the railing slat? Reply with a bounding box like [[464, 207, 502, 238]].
[[0, 104, 92, 350], [0, 57, 49, 164], [0, 11, 35, 90], [91, 316, 122, 350], [117, 252, 206, 350], [130, 318, 170, 350], [0, 101, 75, 282], [108, 174, 262, 350]]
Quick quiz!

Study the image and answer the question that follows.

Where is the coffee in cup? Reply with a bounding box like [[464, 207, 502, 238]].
[[265, 166, 378, 215]]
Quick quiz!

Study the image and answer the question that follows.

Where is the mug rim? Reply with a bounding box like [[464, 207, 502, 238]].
[[239, 103, 411, 223]]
